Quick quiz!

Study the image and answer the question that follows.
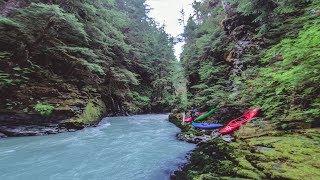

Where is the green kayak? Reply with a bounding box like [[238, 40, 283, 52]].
[[195, 108, 216, 121]]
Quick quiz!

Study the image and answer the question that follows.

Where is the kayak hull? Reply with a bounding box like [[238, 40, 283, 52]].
[[183, 117, 195, 123], [195, 108, 216, 121], [219, 108, 260, 135], [192, 122, 223, 130]]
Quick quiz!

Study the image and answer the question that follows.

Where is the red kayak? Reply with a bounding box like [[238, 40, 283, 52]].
[[183, 117, 195, 123], [219, 108, 260, 135], [182, 111, 203, 123]]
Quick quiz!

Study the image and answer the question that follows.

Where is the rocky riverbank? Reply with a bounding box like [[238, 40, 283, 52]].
[[0, 100, 106, 138], [169, 113, 320, 179]]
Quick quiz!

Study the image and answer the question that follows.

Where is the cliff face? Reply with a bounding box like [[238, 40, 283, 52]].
[[0, 0, 180, 137], [0, 70, 104, 136]]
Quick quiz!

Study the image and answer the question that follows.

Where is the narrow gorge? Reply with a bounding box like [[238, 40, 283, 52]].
[[1, 0, 319, 179]]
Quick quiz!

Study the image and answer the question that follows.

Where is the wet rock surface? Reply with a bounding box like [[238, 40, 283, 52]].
[[177, 133, 212, 144], [0, 132, 7, 138], [58, 120, 85, 130], [0, 113, 79, 138]]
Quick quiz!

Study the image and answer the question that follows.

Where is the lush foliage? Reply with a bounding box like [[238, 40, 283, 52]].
[[34, 102, 54, 116], [181, 0, 319, 128], [176, 1, 320, 179], [250, 21, 320, 127], [181, 1, 234, 109], [0, 0, 180, 114], [76, 101, 105, 124]]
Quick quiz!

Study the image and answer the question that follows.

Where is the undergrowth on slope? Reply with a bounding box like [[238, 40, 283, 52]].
[[34, 102, 55, 116]]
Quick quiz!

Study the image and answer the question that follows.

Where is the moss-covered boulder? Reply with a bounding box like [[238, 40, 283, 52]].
[[169, 113, 191, 132], [59, 99, 106, 130]]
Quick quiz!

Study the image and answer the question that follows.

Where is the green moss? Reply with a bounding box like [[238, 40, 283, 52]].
[[34, 102, 55, 116], [238, 131, 320, 179], [178, 129, 320, 179], [236, 157, 256, 171], [250, 15, 320, 127], [236, 169, 262, 180], [193, 173, 217, 180], [168, 113, 192, 132], [173, 0, 320, 179], [216, 160, 235, 175], [74, 100, 106, 124]]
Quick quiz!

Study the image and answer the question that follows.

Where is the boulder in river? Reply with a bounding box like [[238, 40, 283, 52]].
[[0, 132, 7, 138]]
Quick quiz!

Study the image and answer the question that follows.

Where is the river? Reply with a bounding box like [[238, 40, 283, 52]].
[[0, 114, 195, 180]]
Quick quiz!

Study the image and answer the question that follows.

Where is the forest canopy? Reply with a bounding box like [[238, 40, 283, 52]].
[[0, 0, 184, 115]]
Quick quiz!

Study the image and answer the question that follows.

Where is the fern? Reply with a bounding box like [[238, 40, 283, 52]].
[[251, 21, 320, 126], [34, 103, 55, 117]]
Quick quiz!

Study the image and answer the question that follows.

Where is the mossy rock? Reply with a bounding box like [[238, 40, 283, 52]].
[[193, 173, 218, 180], [58, 99, 106, 129], [233, 129, 320, 179], [58, 120, 85, 130], [74, 100, 106, 125], [169, 113, 191, 132]]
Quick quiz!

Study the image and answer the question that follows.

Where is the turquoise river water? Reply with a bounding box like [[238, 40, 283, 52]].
[[0, 114, 195, 180]]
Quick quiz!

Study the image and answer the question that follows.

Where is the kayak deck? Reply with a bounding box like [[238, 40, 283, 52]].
[[192, 122, 223, 130], [219, 108, 260, 135]]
